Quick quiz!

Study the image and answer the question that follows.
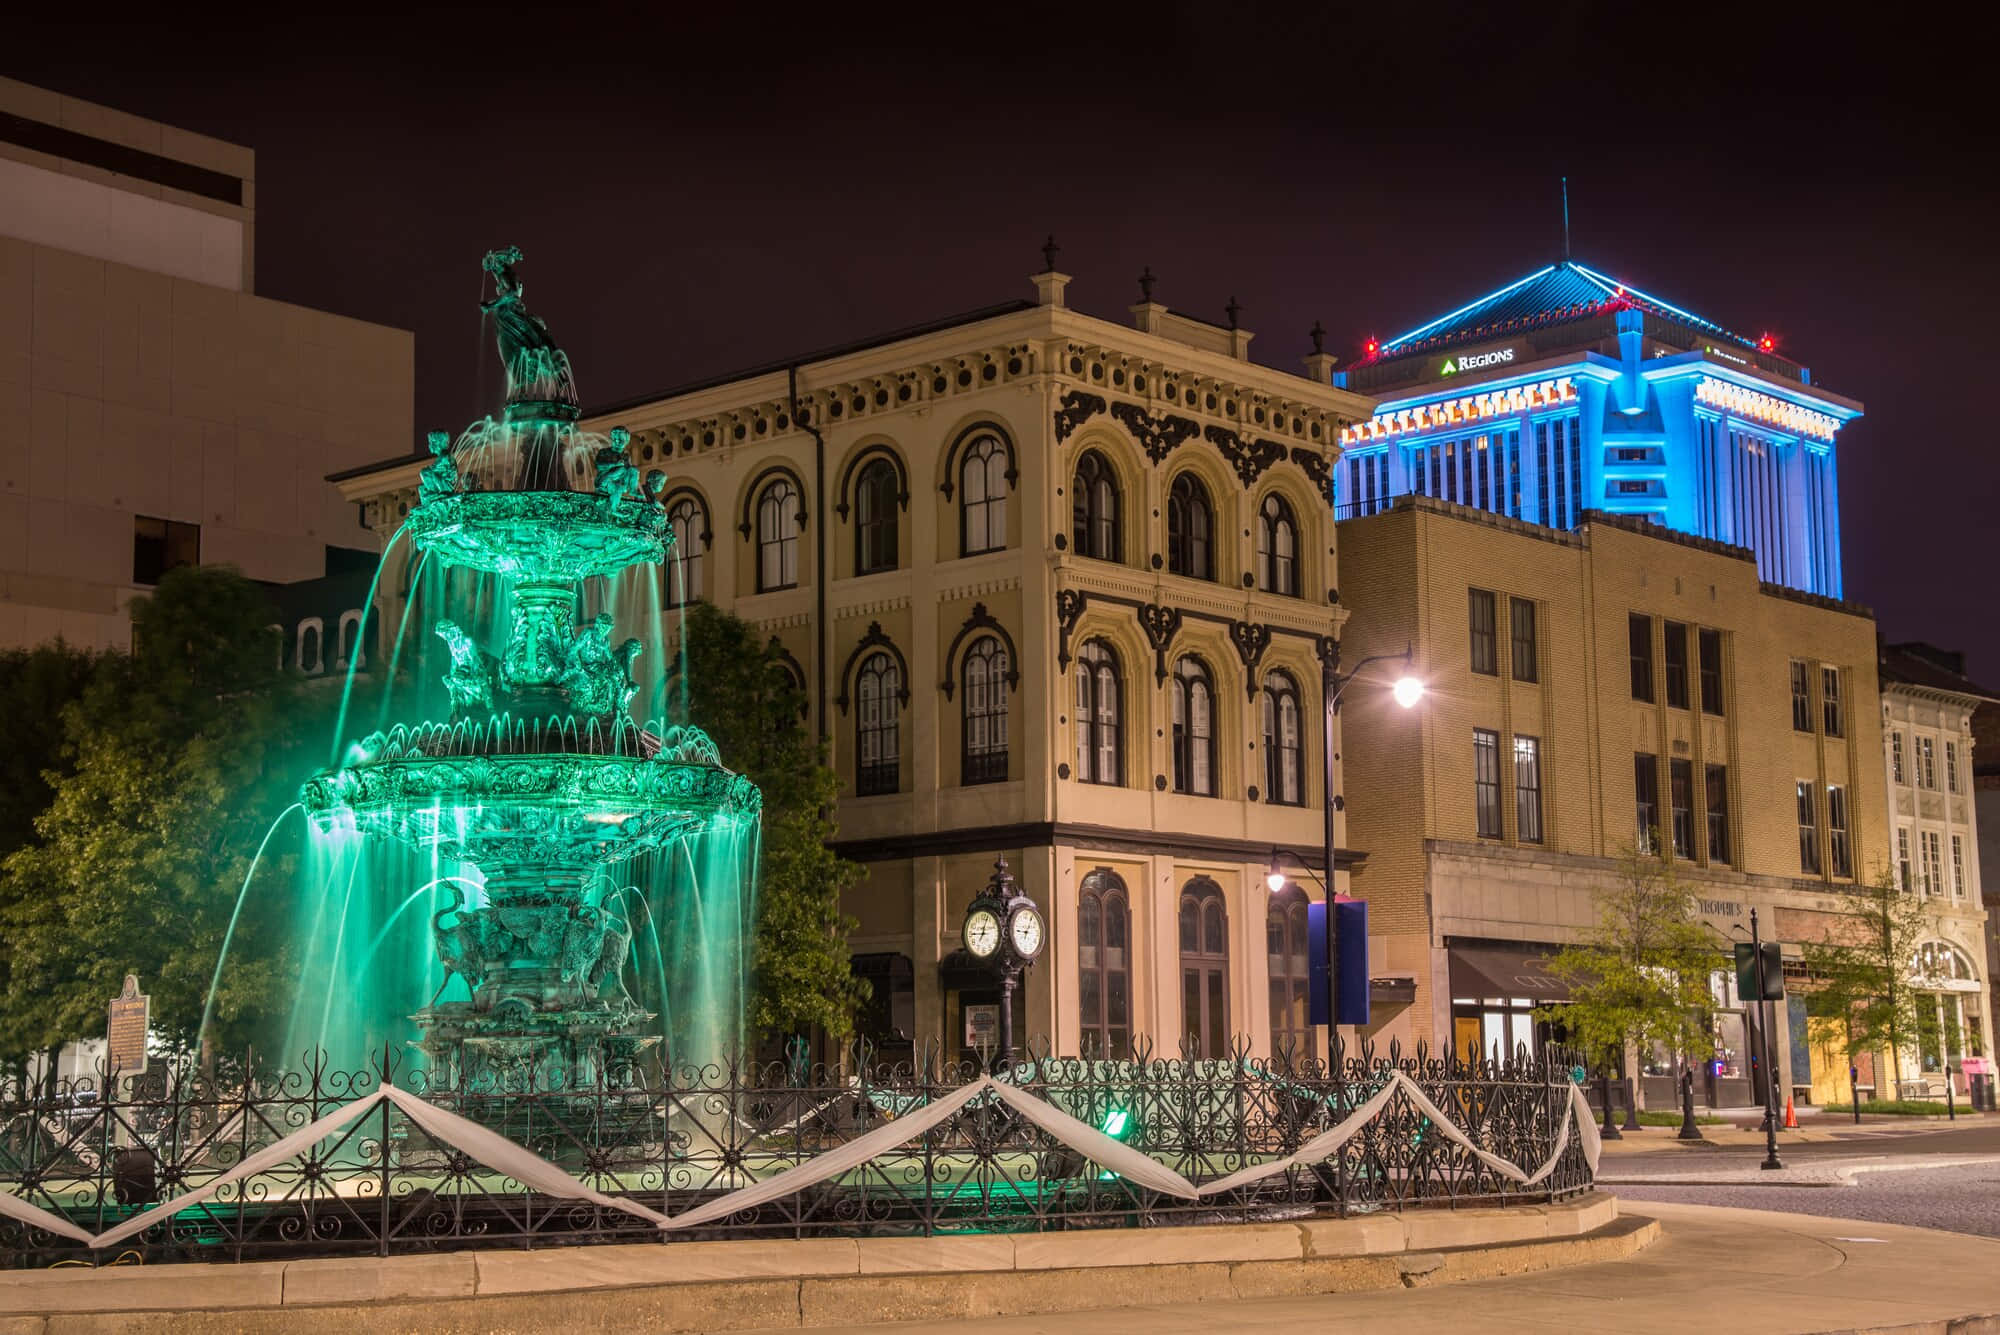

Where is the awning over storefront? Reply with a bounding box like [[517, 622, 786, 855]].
[[1448, 944, 1569, 1001]]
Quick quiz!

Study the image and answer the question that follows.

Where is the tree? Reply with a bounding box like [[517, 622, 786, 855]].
[[1801, 866, 1945, 1096], [1539, 845, 1718, 1078], [0, 567, 326, 1064], [672, 602, 866, 1044]]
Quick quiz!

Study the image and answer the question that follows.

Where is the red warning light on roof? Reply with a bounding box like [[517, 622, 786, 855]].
[[1757, 333, 1776, 353], [1363, 337, 1379, 358]]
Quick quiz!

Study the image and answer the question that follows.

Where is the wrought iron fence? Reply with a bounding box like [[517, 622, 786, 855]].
[[1, 1036, 1591, 1268]]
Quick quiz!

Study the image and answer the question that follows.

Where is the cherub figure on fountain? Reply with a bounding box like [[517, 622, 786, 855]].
[[435, 619, 497, 718], [418, 430, 459, 504], [595, 427, 642, 514]]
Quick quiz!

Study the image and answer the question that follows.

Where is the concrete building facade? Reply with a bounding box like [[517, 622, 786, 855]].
[[0, 78, 411, 651]]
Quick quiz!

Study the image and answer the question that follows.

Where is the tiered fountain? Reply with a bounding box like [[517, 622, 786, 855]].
[[300, 248, 759, 1089]]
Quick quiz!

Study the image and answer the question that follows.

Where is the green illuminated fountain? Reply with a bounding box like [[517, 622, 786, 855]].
[[301, 248, 760, 1088]]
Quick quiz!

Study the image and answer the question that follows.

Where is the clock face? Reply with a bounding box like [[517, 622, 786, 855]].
[[1009, 907, 1044, 958], [964, 908, 1001, 957]]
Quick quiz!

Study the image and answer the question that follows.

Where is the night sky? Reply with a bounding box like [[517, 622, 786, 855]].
[[12, 8, 1994, 675]]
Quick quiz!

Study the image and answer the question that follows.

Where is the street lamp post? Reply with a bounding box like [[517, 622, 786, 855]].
[[1267, 644, 1421, 1064]]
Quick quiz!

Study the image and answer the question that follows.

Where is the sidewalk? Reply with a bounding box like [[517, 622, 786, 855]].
[[762, 1201, 2000, 1335]]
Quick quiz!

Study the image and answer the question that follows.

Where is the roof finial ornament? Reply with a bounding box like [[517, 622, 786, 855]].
[[1309, 320, 1326, 355], [1560, 175, 1572, 262], [1040, 234, 1060, 274], [1138, 265, 1156, 303], [1225, 296, 1243, 330]]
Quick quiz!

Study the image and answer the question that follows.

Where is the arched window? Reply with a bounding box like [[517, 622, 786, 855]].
[[960, 433, 1009, 556], [854, 457, 899, 576], [1261, 670, 1304, 806], [1267, 884, 1314, 1065], [1911, 942, 1980, 1077], [961, 635, 1010, 785], [1166, 473, 1214, 580], [1257, 493, 1299, 596], [1073, 638, 1123, 785], [1179, 877, 1230, 1060], [337, 609, 363, 670], [1079, 869, 1132, 1060], [1170, 655, 1216, 797], [1071, 450, 1121, 562], [855, 650, 901, 795], [756, 477, 801, 592], [665, 494, 706, 607], [297, 618, 324, 676]]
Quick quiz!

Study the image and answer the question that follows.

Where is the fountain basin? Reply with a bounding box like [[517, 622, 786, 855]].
[[408, 489, 669, 582]]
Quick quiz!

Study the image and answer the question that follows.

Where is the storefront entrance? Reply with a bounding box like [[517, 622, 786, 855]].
[[1447, 942, 1568, 1063]]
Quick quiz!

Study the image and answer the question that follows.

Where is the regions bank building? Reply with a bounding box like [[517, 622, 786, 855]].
[[1332, 259, 1861, 597]]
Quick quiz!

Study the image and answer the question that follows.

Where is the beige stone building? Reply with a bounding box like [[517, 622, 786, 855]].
[[0, 78, 412, 651], [1336, 496, 1928, 1106], [337, 262, 1376, 1067]]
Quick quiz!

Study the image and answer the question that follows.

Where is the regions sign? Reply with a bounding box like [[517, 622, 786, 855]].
[[1438, 347, 1517, 376], [106, 974, 150, 1075]]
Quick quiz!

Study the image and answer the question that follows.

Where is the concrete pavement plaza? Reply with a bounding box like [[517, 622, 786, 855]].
[[752, 1201, 2000, 1335]]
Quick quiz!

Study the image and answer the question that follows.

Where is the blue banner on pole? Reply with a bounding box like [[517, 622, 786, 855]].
[[1307, 901, 1369, 1026]]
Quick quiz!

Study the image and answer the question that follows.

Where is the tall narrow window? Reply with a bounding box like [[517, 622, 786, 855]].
[[1473, 728, 1501, 838], [1166, 473, 1215, 580], [1918, 736, 1938, 789], [756, 477, 801, 592], [1705, 764, 1730, 864], [853, 457, 899, 575], [1078, 870, 1131, 1059], [1634, 754, 1660, 852], [1945, 741, 1961, 794], [1698, 628, 1724, 715], [1951, 834, 1966, 897], [1898, 827, 1913, 892], [664, 495, 706, 607], [1170, 656, 1216, 797], [1669, 758, 1694, 859], [1267, 886, 1314, 1064], [1257, 493, 1299, 595], [1514, 735, 1543, 844], [1629, 614, 1654, 701], [1790, 661, 1812, 731], [1510, 597, 1537, 682], [1262, 670, 1304, 806], [960, 635, 1010, 785], [1074, 639, 1122, 785], [1924, 831, 1944, 897], [1891, 731, 1907, 786], [959, 433, 1008, 556], [1821, 666, 1842, 737], [1663, 621, 1690, 709], [1469, 588, 1498, 676], [1071, 450, 1121, 561], [1179, 878, 1230, 1060], [854, 651, 901, 796], [1796, 780, 1821, 875]]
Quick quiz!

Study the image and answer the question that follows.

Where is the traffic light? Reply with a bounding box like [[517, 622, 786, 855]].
[[1734, 941, 1784, 1000]]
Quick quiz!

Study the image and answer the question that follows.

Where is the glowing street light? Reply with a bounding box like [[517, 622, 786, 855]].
[[1391, 675, 1426, 709]]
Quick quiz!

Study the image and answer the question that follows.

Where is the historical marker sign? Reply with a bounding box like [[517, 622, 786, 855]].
[[106, 975, 150, 1076]]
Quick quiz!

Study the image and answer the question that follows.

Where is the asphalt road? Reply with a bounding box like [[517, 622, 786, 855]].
[[1610, 1120, 2000, 1238]]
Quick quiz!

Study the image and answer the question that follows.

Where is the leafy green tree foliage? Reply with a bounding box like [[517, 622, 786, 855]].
[[1801, 867, 1944, 1091], [1539, 845, 1717, 1075], [0, 641, 101, 858], [671, 602, 865, 1043], [0, 567, 328, 1063]]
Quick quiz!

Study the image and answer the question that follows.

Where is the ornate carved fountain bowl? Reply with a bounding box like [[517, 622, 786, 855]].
[[301, 747, 760, 868], [407, 490, 670, 582]]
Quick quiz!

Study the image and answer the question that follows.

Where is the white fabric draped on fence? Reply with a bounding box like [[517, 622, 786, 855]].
[[0, 1072, 1599, 1250]]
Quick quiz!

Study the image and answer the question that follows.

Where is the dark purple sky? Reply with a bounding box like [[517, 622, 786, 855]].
[[14, 7, 1994, 677]]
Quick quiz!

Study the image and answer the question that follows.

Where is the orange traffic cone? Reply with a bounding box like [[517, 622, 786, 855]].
[[1783, 1094, 1799, 1129]]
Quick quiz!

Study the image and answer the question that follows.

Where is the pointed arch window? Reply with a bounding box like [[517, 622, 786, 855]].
[[1170, 655, 1217, 796], [960, 433, 1009, 556], [961, 635, 1010, 785], [1257, 493, 1299, 596], [854, 458, 899, 576], [756, 477, 801, 592], [664, 494, 707, 607], [1072, 450, 1121, 562], [1166, 473, 1214, 580], [1073, 638, 1123, 785], [1261, 670, 1304, 805], [1079, 869, 1132, 1060], [1179, 877, 1230, 1060], [1267, 885, 1315, 1065], [855, 650, 901, 795]]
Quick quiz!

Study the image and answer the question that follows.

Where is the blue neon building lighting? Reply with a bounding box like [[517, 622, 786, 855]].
[[1338, 260, 1862, 598]]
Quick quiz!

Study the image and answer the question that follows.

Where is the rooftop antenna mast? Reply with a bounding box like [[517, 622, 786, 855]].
[[1560, 176, 1571, 261]]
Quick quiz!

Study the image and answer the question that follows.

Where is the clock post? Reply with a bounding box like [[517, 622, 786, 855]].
[[959, 856, 1044, 1076]]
